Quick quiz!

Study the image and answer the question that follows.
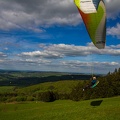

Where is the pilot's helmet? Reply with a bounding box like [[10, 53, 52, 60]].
[[93, 77, 96, 80]]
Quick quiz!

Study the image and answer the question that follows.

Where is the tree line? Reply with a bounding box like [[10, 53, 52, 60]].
[[70, 68, 120, 101]]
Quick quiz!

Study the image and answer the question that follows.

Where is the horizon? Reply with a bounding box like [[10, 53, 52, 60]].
[[0, 68, 110, 75]]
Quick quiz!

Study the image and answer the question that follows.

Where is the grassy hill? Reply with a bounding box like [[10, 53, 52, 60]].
[[17, 80, 80, 94], [0, 80, 82, 102], [0, 96, 120, 120], [0, 69, 119, 103]]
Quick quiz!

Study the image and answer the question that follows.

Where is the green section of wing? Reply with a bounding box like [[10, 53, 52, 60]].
[[88, 5, 104, 44], [74, 0, 80, 9]]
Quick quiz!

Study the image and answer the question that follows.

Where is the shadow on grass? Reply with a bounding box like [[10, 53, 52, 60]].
[[90, 100, 103, 106]]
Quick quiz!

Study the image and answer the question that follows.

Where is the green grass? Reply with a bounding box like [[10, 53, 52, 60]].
[[0, 86, 15, 93], [0, 96, 120, 120], [0, 80, 81, 95]]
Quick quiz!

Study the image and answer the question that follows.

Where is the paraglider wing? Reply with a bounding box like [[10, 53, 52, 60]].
[[90, 80, 99, 88], [74, 0, 106, 49]]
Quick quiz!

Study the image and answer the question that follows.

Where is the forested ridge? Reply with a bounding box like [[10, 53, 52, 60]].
[[70, 68, 120, 101]]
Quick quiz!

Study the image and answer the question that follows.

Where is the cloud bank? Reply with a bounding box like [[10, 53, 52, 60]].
[[107, 23, 120, 38], [0, 43, 119, 74], [0, 0, 120, 31], [20, 43, 120, 59]]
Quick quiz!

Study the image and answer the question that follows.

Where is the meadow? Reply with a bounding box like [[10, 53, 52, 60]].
[[0, 96, 120, 120]]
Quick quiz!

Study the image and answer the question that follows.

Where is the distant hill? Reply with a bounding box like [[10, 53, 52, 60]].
[[0, 70, 101, 86]]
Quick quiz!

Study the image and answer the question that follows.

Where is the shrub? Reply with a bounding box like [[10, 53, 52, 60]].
[[38, 91, 56, 102], [7, 97, 17, 102], [26, 96, 35, 101], [0, 97, 8, 102], [16, 96, 27, 102]]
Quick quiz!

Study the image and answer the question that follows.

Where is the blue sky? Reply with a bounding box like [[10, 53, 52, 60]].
[[0, 0, 120, 74]]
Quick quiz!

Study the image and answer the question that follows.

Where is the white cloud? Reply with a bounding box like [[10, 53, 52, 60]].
[[18, 58, 51, 65], [4, 0, 120, 32], [0, 52, 7, 57], [59, 60, 120, 73], [20, 43, 120, 59], [107, 23, 120, 38], [0, 42, 119, 74], [0, 0, 80, 31], [110, 44, 120, 49], [105, 0, 120, 19], [0, 56, 119, 74], [21, 50, 64, 59], [61, 60, 119, 68], [0, 0, 119, 31]]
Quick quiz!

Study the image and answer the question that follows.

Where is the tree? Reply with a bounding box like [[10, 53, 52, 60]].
[[114, 68, 118, 73]]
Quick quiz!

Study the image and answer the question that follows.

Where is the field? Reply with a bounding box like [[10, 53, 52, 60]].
[[0, 96, 120, 120]]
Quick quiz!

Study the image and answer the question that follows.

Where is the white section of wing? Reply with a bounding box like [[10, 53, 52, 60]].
[[80, 0, 100, 13]]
